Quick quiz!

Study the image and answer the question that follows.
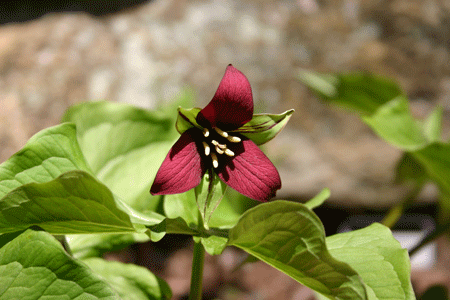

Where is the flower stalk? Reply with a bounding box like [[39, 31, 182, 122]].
[[188, 239, 206, 300]]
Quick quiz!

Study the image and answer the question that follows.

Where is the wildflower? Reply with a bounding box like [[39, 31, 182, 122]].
[[150, 65, 283, 201]]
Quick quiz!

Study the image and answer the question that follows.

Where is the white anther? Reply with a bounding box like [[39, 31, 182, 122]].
[[215, 146, 224, 155], [203, 128, 210, 137], [224, 149, 235, 157], [227, 135, 241, 143], [214, 127, 228, 138], [211, 140, 219, 146], [202, 142, 210, 156], [211, 153, 219, 168]]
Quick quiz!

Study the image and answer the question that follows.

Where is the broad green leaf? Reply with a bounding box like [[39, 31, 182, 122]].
[[327, 223, 415, 300], [195, 170, 227, 228], [0, 170, 134, 234], [0, 230, 26, 249], [298, 70, 403, 115], [362, 96, 428, 151], [150, 217, 199, 236], [164, 190, 199, 228], [207, 187, 257, 229], [176, 107, 202, 134], [199, 235, 228, 256], [228, 200, 367, 299], [413, 143, 450, 195], [0, 229, 120, 299], [0, 123, 91, 199], [395, 153, 427, 184], [424, 106, 443, 143], [297, 69, 338, 98], [164, 184, 257, 230], [410, 142, 450, 224], [62, 101, 178, 212], [304, 188, 331, 210], [232, 110, 294, 145], [83, 258, 172, 300], [67, 233, 150, 259]]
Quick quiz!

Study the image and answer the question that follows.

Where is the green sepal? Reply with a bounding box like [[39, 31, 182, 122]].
[[232, 109, 294, 145], [194, 170, 227, 229], [176, 107, 202, 134]]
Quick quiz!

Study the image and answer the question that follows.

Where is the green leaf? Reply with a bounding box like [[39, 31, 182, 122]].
[[0, 170, 134, 234], [304, 188, 330, 210], [228, 200, 368, 299], [326, 223, 415, 300], [0, 229, 120, 299], [298, 70, 403, 115], [195, 170, 227, 228], [297, 69, 338, 98], [424, 106, 443, 143], [199, 235, 228, 256], [362, 96, 428, 151], [164, 190, 199, 228], [232, 110, 294, 145], [0, 123, 92, 199], [62, 101, 177, 212], [164, 186, 257, 231], [176, 107, 202, 134], [207, 188, 257, 229], [83, 258, 172, 300], [68, 233, 150, 259], [395, 153, 427, 184], [413, 143, 450, 195], [150, 217, 199, 236]]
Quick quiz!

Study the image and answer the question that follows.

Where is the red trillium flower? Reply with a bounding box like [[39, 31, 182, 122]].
[[150, 65, 285, 201]]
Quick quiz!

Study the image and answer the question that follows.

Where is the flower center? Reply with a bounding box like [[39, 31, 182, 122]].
[[201, 127, 241, 168]]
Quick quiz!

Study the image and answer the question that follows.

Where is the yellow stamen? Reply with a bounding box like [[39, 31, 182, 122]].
[[224, 149, 234, 156], [202, 142, 210, 156], [214, 127, 228, 138], [211, 140, 219, 146], [227, 135, 241, 143], [215, 146, 224, 154], [211, 153, 219, 168], [203, 128, 210, 137]]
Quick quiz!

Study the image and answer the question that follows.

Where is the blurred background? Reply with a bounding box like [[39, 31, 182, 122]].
[[0, 0, 449, 299]]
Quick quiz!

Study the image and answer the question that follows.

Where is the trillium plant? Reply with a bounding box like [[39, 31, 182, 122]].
[[0, 65, 416, 300]]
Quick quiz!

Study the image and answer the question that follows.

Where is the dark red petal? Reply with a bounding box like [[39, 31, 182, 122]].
[[150, 129, 206, 195], [197, 64, 253, 131], [216, 139, 281, 201]]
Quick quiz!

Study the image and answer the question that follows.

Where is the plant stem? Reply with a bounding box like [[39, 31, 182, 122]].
[[189, 240, 205, 300], [381, 183, 423, 228]]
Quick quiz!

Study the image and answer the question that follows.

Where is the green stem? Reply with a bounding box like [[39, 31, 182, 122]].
[[188, 240, 205, 300], [381, 183, 423, 228]]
